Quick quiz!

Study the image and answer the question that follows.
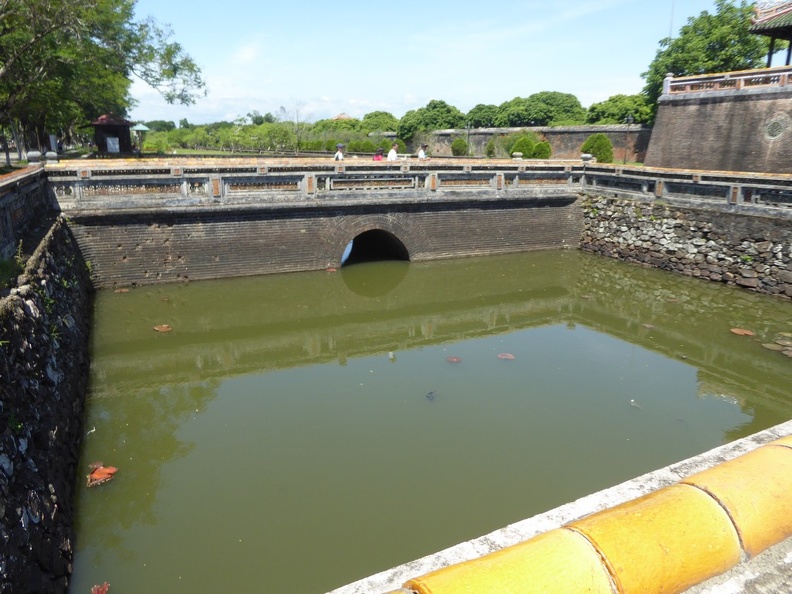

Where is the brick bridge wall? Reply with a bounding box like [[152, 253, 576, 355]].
[[68, 197, 583, 288]]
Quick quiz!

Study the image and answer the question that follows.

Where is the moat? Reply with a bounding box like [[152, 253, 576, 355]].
[[68, 250, 792, 594]]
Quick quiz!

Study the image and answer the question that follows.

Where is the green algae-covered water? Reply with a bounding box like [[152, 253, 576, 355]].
[[69, 250, 792, 594]]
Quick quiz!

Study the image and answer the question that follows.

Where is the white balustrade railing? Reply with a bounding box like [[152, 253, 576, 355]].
[[664, 67, 792, 95]]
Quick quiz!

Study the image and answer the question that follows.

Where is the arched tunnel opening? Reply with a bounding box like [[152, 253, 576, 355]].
[[341, 229, 410, 266]]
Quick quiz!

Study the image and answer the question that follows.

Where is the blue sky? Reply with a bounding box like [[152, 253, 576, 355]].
[[128, 0, 719, 125]]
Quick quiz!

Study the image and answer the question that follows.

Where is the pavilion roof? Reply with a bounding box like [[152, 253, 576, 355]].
[[91, 113, 133, 126], [750, 1, 792, 38]]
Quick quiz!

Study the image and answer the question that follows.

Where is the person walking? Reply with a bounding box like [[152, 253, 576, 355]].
[[387, 142, 399, 161]]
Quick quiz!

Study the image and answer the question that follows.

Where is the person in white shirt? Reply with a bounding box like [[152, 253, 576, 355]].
[[387, 142, 399, 161], [334, 143, 344, 161], [418, 144, 430, 160]]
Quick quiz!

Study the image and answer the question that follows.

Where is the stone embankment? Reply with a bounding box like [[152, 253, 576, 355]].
[[580, 196, 792, 299], [0, 216, 92, 593]]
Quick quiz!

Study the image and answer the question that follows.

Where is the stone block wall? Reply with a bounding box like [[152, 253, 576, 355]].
[[579, 195, 792, 299], [0, 167, 49, 260], [0, 217, 93, 593]]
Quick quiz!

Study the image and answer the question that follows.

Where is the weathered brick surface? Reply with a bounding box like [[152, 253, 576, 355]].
[[645, 88, 792, 173], [69, 197, 584, 288]]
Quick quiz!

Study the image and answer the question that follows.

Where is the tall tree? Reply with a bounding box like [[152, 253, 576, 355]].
[[642, 0, 773, 117], [494, 92, 586, 127], [465, 104, 498, 128], [586, 94, 651, 124], [361, 111, 398, 133], [397, 100, 465, 143], [0, 0, 205, 150]]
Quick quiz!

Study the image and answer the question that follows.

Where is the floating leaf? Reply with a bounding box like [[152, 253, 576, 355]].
[[87, 463, 118, 488], [113, 288, 129, 294], [91, 583, 110, 594], [730, 328, 755, 336], [763, 343, 786, 351], [446, 356, 462, 363], [153, 324, 173, 333], [497, 353, 515, 360]]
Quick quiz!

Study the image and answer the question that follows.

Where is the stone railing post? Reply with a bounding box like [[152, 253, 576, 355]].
[[663, 73, 674, 95]]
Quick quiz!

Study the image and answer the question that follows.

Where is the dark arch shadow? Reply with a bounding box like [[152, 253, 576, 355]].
[[342, 229, 410, 266]]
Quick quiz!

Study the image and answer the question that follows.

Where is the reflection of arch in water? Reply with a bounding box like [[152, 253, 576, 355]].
[[340, 260, 410, 297], [323, 213, 429, 269]]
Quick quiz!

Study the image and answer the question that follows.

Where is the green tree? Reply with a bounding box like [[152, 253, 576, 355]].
[[145, 120, 177, 132], [312, 118, 362, 134], [586, 94, 651, 124], [510, 136, 535, 157], [532, 140, 552, 159], [397, 100, 465, 143], [581, 133, 614, 163], [642, 0, 775, 118], [495, 92, 586, 127], [485, 139, 496, 158], [466, 104, 498, 128], [361, 111, 399, 133], [0, 0, 205, 150], [450, 137, 468, 156]]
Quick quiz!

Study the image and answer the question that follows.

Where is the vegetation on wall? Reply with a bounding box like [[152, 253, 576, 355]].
[[450, 138, 468, 156], [581, 133, 614, 163]]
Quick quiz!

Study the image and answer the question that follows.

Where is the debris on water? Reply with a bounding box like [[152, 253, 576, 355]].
[[86, 426, 96, 437], [763, 343, 786, 352], [113, 288, 129, 294], [730, 328, 754, 336], [153, 324, 173, 333], [86, 462, 118, 488], [641, 323, 654, 329], [497, 353, 515, 360], [91, 583, 110, 594], [425, 390, 437, 401], [630, 399, 643, 410], [446, 356, 462, 363]]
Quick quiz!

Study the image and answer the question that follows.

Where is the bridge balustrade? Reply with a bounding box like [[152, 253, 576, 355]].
[[665, 66, 792, 95], [4, 160, 792, 218]]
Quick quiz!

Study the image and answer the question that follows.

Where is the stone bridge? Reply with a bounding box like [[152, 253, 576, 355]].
[[8, 157, 792, 288]]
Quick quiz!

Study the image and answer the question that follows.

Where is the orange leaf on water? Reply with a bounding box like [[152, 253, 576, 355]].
[[153, 324, 173, 333], [90, 582, 110, 594], [730, 328, 755, 336], [87, 464, 118, 488]]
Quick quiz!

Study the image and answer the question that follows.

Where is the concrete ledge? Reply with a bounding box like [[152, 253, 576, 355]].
[[328, 420, 792, 594]]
